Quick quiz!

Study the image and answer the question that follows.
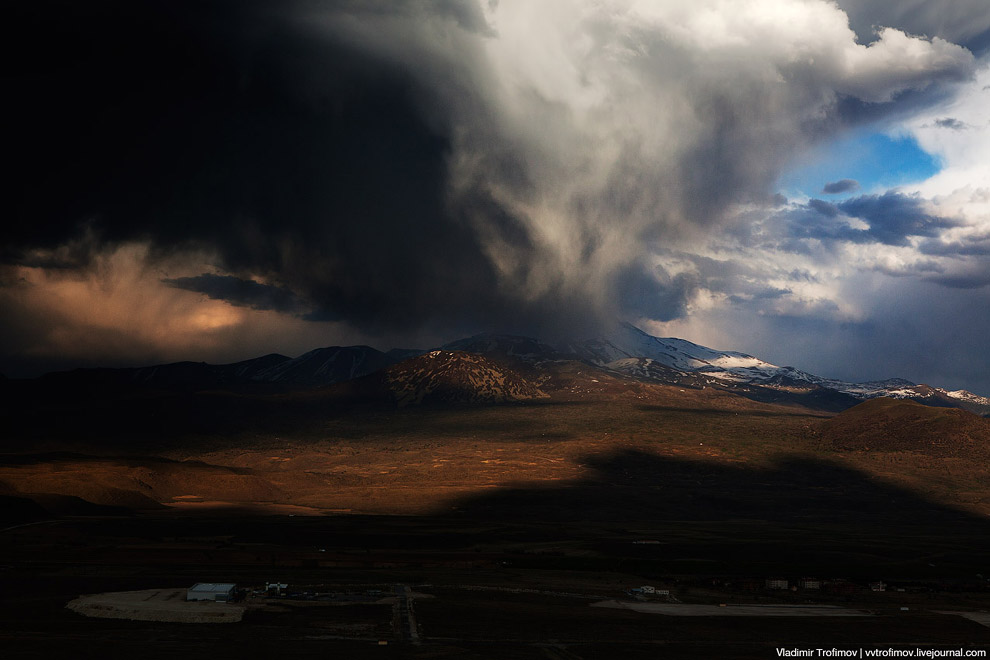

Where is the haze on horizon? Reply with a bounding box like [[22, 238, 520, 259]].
[[3, 0, 990, 394]]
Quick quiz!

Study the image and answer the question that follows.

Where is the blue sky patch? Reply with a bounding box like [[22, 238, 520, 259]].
[[777, 130, 941, 200]]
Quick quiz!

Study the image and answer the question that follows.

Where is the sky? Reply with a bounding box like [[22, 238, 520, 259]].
[[3, 0, 990, 393]]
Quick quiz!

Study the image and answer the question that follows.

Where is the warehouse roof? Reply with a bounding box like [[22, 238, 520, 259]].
[[188, 583, 236, 592]]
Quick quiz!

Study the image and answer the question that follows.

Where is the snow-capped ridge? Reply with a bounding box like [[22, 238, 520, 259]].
[[573, 322, 990, 413], [945, 389, 990, 406]]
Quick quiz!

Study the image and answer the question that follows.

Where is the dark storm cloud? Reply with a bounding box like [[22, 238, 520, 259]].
[[827, 87, 965, 131], [821, 179, 860, 194], [787, 269, 819, 283], [932, 117, 968, 130], [808, 199, 840, 217], [162, 274, 303, 314], [727, 287, 792, 305], [872, 259, 945, 278], [836, 0, 990, 54], [921, 270, 990, 289], [783, 207, 868, 245], [323, 0, 494, 33], [676, 254, 758, 293], [615, 263, 699, 323], [2, 0, 537, 334], [753, 287, 793, 300], [919, 235, 990, 257], [837, 192, 958, 245], [771, 192, 961, 249]]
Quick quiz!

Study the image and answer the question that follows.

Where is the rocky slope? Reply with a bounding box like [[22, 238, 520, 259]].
[[383, 350, 549, 406]]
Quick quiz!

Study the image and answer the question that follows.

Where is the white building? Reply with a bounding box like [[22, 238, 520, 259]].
[[186, 583, 236, 602]]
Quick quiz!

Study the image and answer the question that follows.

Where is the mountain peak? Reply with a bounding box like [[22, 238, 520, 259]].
[[384, 350, 548, 406], [253, 345, 393, 386]]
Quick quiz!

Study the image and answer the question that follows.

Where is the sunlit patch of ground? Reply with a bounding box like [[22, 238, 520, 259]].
[[67, 589, 245, 623]]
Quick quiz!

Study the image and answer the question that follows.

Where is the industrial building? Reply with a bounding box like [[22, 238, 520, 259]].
[[186, 583, 237, 602]]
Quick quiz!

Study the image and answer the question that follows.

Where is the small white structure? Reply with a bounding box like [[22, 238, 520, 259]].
[[640, 585, 656, 594], [798, 578, 822, 590], [869, 581, 887, 592], [266, 582, 288, 596], [765, 578, 789, 590], [186, 583, 236, 602]]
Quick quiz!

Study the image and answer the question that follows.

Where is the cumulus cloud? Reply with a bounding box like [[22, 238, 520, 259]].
[[905, 64, 990, 205]]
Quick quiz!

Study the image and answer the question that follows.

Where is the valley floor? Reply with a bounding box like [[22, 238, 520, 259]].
[[2, 511, 990, 659], [2, 387, 990, 657]]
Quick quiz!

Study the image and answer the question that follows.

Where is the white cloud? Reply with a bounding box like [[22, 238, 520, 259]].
[[905, 62, 990, 221]]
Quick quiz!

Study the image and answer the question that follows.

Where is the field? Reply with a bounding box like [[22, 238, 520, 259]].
[[2, 377, 990, 657]]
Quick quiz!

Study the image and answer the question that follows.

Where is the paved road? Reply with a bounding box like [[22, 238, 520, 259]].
[[394, 584, 421, 644]]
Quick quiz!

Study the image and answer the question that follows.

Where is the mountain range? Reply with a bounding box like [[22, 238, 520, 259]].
[[25, 321, 990, 415]]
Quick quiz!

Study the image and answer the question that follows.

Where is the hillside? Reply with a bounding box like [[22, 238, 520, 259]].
[[251, 345, 394, 386], [382, 350, 549, 406], [821, 398, 990, 457]]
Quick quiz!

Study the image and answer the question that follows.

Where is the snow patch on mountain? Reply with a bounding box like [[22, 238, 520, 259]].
[[945, 389, 990, 405], [580, 322, 990, 408]]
